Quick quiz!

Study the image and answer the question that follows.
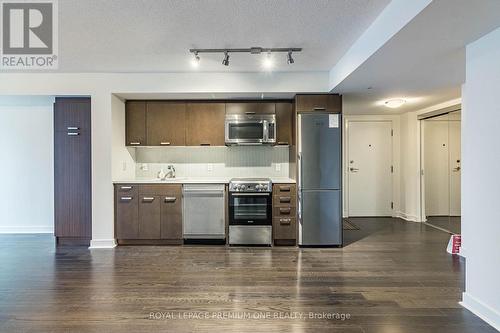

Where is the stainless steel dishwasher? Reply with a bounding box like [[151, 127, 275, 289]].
[[182, 184, 226, 240]]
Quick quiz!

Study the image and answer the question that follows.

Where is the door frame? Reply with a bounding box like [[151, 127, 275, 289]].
[[418, 108, 462, 222], [343, 115, 399, 218]]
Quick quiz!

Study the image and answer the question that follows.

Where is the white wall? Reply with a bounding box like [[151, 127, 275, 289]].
[[460, 27, 500, 330], [111, 95, 136, 181], [0, 72, 329, 247], [0, 96, 55, 233]]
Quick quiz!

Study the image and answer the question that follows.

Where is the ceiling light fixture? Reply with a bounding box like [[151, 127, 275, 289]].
[[191, 51, 200, 68], [263, 52, 273, 70], [384, 98, 406, 108], [189, 47, 302, 68], [222, 51, 230, 66]]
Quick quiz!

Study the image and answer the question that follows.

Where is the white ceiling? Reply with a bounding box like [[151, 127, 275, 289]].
[[58, 0, 390, 72], [334, 0, 500, 114]]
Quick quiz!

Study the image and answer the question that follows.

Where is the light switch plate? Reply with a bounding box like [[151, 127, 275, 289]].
[[275, 163, 281, 171]]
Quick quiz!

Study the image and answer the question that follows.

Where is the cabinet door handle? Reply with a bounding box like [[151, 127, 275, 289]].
[[279, 208, 291, 214], [67, 127, 79, 130], [142, 197, 155, 202], [129, 142, 141, 145], [279, 197, 291, 203], [279, 186, 291, 192], [67, 132, 79, 136], [120, 186, 133, 190], [200, 143, 211, 146], [120, 196, 133, 201], [277, 142, 289, 145], [280, 218, 291, 225], [313, 107, 326, 111], [164, 197, 177, 203], [160, 142, 171, 145], [245, 111, 256, 115]]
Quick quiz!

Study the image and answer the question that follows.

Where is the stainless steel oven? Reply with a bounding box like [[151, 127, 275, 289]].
[[228, 178, 272, 245], [225, 114, 276, 145]]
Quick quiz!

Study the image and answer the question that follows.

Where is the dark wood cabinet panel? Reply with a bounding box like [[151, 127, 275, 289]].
[[115, 184, 182, 243], [125, 101, 146, 146], [273, 217, 297, 240], [138, 196, 161, 239], [225, 102, 275, 115], [115, 191, 139, 239], [272, 183, 297, 245], [160, 186, 183, 240], [54, 98, 91, 246], [275, 102, 293, 146], [295, 94, 342, 113], [186, 103, 225, 146], [146, 102, 186, 146]]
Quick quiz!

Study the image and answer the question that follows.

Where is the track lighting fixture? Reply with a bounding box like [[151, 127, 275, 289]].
[[189, 47, 302, 68], [191, 51, 200, 68], [222, 51, 230, 66]]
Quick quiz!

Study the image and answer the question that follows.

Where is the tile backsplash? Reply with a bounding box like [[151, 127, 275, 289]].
[[135, 146, 290, 179]]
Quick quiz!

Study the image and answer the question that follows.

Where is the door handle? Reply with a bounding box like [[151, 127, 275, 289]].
[[67, 132, 79, 136], [120, 196, 133, 201], [280, 218, 291, 225], [279, 197, 291, 203], [245, 111, 256, 115], [142, 197, 155, 202], [350, 167, 359, 172], [129, 142, 141, 145], [67, 127, 79, 130], [120, 186, 133, 190], [279, 208, 291, 214], [164, 197, 177, 203], [453, 166, 461, 172], [160, 142, 171, 146]]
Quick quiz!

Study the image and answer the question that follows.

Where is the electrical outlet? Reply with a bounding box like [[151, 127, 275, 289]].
[[275, 163, 281, 172], [207, 163, 213, 172], [141, 163, 148, 171]]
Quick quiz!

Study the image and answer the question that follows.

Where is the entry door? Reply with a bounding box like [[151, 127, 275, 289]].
[[449, 119, 461, 216], [348, 121, 393, 216]]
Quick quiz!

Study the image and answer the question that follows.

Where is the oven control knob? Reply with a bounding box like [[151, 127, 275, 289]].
[[240, 185, 246, 191], [261, 185, 268, 191]]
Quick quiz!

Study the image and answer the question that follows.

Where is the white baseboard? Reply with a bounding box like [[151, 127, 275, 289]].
[[394, 211, 421, 222], [461, 292, 500, 331], [89, 239, 117, 249], [0, 226, 53, 234]]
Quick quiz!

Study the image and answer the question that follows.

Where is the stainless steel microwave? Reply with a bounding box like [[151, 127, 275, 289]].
[[225, 114, 276, 145]]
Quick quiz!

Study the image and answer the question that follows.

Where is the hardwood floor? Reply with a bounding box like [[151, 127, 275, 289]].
[[0, 218, 495, 332]]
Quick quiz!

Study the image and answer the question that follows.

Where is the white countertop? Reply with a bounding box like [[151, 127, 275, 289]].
[[113, 177, 296, 184]]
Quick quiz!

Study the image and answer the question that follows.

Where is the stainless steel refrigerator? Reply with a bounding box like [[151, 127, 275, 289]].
[[298, 113, 342, 246]]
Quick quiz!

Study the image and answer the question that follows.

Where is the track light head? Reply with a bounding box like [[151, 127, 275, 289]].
[[222, 51, 230, 66], [191, 51, 200, 68], [287, 51, 294, 64]]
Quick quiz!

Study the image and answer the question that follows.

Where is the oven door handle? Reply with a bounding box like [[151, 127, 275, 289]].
[[230, 193, 270, 196]]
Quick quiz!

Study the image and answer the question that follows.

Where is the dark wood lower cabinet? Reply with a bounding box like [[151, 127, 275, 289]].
[[115, 184, 182, 244], [54, 97, 92, 246], [272, 183, 297, 246]]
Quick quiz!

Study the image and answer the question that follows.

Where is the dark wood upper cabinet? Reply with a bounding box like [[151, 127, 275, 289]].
[[54, 97, 92, 246], [225, 102, 275, 115], [275, 102, 293, 146], [186, 103, 225, 146], [295, 94, 342, 113], [146, 102, 186, 146], [125, 101, 146, 146]]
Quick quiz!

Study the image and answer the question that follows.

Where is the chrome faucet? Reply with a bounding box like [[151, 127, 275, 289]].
[[165, 164, 176, 179]]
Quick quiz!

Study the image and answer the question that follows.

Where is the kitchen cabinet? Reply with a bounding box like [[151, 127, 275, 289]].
[[225, 102, 275, 115], [272, 183, 297, 245], [160, 186, 183, 240], [114, 184, 183, 244], [295, 94, 342, 113], [138, 196, 161, 239], [125, 101, 146, 146], [186, 103, 225, 146], [275, 102, 293, 145], [54, 97, 92, 246], [146, 101, 186, 146], [115, 185, 139, 239]]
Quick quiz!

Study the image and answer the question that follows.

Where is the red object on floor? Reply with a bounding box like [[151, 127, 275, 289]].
[[451, 235, 461, 254]]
